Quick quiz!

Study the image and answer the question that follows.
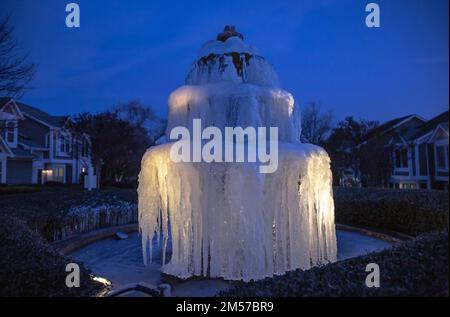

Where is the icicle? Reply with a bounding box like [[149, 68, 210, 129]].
[[138, 30, 337, 281]]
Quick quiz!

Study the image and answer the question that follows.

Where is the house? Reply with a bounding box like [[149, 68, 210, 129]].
[[347, 111, 449, 190], [337, 114, 427, 188], [388, 111, 449, 190], [0, 97, 94, 185]]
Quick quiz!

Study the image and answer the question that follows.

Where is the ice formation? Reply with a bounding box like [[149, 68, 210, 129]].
[[138, 27, 337, 281]]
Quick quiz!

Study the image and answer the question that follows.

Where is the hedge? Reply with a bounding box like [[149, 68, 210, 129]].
[[0, 213, 105, 297], [221, 230, 449, 297], [333, 187, 449, 236], [0, 187, 137, 242]]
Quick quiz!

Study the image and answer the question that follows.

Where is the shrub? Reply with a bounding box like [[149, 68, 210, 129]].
[[0, 185, 44, 195], [0, 187, 138, 242], [333, 187, 449, 236], [0, 213, 105, 297], [221, 230, 449, 297]]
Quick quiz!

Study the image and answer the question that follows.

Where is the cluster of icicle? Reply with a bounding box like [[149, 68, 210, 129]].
[[52, 202, 137, 241], [138, 33, 337, 281]]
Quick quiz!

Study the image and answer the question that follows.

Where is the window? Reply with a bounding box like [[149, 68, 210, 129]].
[[418, 143, 428, 176], [45, 133, 50, 147], [436, 145, 448, 171], [59, 135, 71, 154], [53, 167, 64, 183], [395, 148, 408, 168], [81, 138, 89, 157], [5, 121, 15, 143]]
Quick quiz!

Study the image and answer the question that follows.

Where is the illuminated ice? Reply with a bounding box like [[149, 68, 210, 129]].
[[138, 27, 337, 281]]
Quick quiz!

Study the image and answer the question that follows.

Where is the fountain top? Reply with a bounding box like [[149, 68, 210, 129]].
[[217, 25, 244, 42]]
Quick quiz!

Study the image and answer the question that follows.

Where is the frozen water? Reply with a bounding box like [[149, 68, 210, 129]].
[[187, 37, 279, 87], [166, 83, 300, 143], [69, 230, 391, 296], [138, 31, 337, 281], [139, 142, 336, 281]]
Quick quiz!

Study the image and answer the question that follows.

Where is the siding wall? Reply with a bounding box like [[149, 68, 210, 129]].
[[18, 117, 49, 147], [6, 158, 33, 184]]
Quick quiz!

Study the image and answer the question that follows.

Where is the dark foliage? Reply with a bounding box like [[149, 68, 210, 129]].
[[221, 230, 449, 297], [324, 117, 379, 186], [0, 213, 105, 297], [68, 101, 166, 186], [1, 187, 137, 241], [334, 187, 449, 236], [68, 111, 151, 185]]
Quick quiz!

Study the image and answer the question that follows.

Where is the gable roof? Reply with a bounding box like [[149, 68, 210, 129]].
[[405, 111, 449, 142], [0, 97, 69, 127], [363, 114, 424, 142], [0, 97, 25, 119]]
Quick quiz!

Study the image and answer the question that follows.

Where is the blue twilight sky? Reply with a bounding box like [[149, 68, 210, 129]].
[[0, 0, 448, 123]]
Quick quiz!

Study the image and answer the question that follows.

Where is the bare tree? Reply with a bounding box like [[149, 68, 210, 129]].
[[0, 17, 36, 97], [300, 102, 334, 145], [111, 100, 166, 144]]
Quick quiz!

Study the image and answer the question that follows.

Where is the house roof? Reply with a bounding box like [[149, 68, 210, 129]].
[[363, 114, 418, 141], [404, 110, 449, 142], [0, 97, 69, 127], [0, 97, 25, 119]]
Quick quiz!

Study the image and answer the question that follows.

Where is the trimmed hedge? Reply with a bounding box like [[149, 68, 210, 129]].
[[0, 213, 105, 297], [1, 187, 137, 242], [0, 185, 45, 195], [221, 230, 449, 297], [333, 187, 449, 236]]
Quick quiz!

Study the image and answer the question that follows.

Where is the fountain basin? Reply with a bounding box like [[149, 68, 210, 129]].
[[68, 226, 395, 297]]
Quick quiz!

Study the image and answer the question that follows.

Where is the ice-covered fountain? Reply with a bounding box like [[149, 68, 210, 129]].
[[138, 26, 337, 281]]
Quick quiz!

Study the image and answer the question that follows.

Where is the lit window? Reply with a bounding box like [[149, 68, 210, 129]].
[[52, 167, 64, 182]]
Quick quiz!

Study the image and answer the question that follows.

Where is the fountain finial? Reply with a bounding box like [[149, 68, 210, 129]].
[[217, 25, 244, 42]]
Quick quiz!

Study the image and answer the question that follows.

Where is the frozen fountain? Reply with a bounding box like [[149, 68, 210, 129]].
[[138, 26, 337, 282]]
